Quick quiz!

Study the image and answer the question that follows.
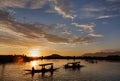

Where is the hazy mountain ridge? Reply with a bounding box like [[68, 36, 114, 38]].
[[82, 51, 120, 57]]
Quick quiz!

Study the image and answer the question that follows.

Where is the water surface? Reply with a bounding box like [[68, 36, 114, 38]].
[[0, 59, 120, 81]]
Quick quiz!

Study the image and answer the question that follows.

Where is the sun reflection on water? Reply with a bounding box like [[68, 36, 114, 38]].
[[31, 61, 37, 67]]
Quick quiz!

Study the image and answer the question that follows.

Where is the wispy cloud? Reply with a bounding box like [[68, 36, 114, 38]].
[[0, 0, 76, 19], [82, 7, 105, 12], [72, 23, 95, 32], [0, 0, 119, 20], [78, 1, 120, 19], [88, 33, 103, 37], [78, 5, 105, 19], [51, 0, 75, 19], [69, 36, 92, 43], [62, 29, 71, 35], [97, 15, 112, 19], [72, 22, 103, 38], [97, 15, 118, 19], [52, 23, 65, 29]]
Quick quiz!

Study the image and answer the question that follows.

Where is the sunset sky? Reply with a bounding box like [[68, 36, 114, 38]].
[[0, 0, 120, 56]]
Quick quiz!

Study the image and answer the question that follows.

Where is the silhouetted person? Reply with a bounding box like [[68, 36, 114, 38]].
[[32, 66, 34, 72], [50, 65, 53, 70], [77, 64, 80, 70], [42, 66, 46, 73], [32, 66, 35, 77], [77, 63, 80, 67]]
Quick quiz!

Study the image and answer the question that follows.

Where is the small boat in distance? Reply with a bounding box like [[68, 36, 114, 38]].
[[64, 61, 84, 69]]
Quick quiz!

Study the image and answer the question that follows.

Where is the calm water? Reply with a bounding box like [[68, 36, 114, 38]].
[[0, 59, 120, 81]]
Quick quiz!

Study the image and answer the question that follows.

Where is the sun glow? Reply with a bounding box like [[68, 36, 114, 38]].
[[29, 48, 40, 57]]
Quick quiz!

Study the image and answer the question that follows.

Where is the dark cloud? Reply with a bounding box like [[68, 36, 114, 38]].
[[74, 37, 92, 43], [0, 10, 14, 21], [0, 33, 34, 46], [44, 33, 69, 43], [0, 0, 48, 9]]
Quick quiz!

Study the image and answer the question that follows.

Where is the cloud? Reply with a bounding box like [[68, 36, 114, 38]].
[[0, 10, 69, 45], [78, 1, 120, 19], [44, 33, 69, 43], [0, 21, 92, 45], [0, 10, 14, 21], [52, 23, 65, 29], [82, 7, 105, 12], [78, 5, 105, 19], [51, 0, 75, 19], [0, 10, 95, 47], [62, 29, 71, 35], [0, 0, 119, 20], [72, 23, 95, 32], [68, 35, 92, 43], [27, 0, 48, 9], [0, 23, 49, 46], [97, 15, 118, 19], [0, 0, 76, 19], [0, 30, 45, 46], [0, 22, 46, 47], [88, 33, 103, 37], [72, 22, 103, 38], [0, 20, 91, 44], [0, 0, 48, 9], [97, 15, 112, 19], [0, 20, 70, 44]]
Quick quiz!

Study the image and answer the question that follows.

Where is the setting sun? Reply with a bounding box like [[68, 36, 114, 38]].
[[29, 48, 40, 57]]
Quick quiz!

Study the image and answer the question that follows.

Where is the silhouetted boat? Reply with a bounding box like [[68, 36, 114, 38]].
[[25, 68, 58, 73], [25, 63, 59, 74], [64, 61, 84, 69]]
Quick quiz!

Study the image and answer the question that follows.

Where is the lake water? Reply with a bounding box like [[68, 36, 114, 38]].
[[0, 59, 120, 81]]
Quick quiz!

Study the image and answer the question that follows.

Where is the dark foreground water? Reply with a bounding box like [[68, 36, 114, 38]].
[[0, 59, 120, 81]]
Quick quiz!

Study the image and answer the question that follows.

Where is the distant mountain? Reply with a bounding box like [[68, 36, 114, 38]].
[[82, 51, 120, 57], [50, 54, 62, 57], [44, 54, 63, 59]]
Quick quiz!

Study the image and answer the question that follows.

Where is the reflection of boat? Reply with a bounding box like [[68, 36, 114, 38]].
[[64, 61, 84, 69]]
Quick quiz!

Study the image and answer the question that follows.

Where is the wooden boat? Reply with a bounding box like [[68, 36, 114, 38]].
[[25, 63, 58, 74], [64, 61, 84, 69], [25, 68, 58, 74]]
